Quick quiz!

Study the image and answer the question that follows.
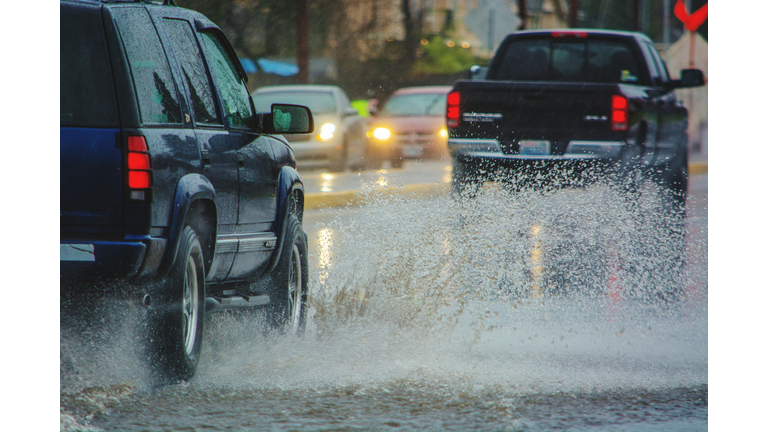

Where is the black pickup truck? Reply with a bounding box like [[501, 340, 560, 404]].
[[447, 29, 705, 206]]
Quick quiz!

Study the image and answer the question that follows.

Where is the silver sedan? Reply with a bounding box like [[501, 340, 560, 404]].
[[252, 85, 370, 172]]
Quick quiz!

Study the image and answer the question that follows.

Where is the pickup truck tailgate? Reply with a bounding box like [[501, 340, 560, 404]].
[[454, 81, 623, 150]]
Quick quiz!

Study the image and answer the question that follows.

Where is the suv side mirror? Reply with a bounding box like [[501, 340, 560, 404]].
[[469, 65, 488, 80], [671, 68, 705, 89], [343, 107, 359, 117], [258, 104, 314, 134]]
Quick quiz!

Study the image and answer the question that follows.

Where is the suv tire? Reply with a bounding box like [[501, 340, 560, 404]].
[[146, 226, 206, 382]]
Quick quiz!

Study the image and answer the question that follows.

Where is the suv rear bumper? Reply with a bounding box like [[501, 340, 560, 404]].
[[60, 237, 167, 283]]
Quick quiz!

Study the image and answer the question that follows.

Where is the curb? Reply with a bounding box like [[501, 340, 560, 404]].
[[689, 160, 708, 176], [304, 161, 707, 211], [305, 182, 449, 211]]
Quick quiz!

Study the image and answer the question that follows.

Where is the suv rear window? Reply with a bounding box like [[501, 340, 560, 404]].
[[60, 3, 119, 127], [491, 37, 647, 85]]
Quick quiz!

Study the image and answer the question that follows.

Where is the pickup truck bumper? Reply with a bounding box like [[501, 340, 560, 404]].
[[60, 237, 167, 284], [448, 138, 625, 162]]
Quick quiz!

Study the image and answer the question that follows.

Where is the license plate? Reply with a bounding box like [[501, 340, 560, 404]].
[[61, 244, 95, 261], [402, 145, 423, 157], [519, 140, 551, 155]]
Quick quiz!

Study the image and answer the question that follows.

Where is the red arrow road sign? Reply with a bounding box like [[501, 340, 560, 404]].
[[674, 0, 708, 32]]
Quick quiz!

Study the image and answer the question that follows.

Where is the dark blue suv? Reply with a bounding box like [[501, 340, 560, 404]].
[[60, 0, 314, 381]]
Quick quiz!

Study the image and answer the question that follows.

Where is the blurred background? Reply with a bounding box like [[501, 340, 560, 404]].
[[177, 0, 708, 154]]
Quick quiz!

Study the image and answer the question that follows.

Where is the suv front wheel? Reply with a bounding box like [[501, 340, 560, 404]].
[[266, 215, 308, 334]]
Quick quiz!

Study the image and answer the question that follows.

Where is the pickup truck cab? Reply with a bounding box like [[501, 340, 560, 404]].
[[447, 29, 705, 206], [61, 0, 314, 381]]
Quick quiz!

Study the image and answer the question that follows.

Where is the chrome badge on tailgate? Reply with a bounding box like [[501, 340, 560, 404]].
[[462, 112, 503, 122]]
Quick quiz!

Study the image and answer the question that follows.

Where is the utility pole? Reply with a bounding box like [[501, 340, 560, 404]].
[[568, 0, 578, 28], [631, 0, 640, 31], [488, 8, 494, 51], [517, 0, 527, 30], [663, 0, 670, 61], [297, 0, 309, 84]]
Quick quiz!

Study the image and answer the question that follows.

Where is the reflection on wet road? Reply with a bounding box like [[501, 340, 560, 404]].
[[61, 172, 707, 432]]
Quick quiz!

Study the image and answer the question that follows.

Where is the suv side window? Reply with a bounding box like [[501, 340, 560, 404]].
[[163, 18, 221, 125], [200, 31, 253, 128], [113, 8, 182, 125]]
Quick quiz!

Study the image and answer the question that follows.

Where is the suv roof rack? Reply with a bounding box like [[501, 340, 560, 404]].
[[99, 0, 177, 4]]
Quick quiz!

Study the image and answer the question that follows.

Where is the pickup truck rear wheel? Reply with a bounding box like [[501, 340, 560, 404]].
[[451, 158, 480, 198], [667, 160, 688, 210], [659, 151, 688, 217], [146, 226, 206, 382], [266, 215, 308, 334]]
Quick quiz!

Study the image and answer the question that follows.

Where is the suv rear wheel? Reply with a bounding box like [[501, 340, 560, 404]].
[[146, 226, 206, 382]]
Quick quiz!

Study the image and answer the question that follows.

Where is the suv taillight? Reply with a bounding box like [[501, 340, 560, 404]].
[[611, 95, 628, 131], [446, 91, 460, 128], [127, 135, 152, 199]]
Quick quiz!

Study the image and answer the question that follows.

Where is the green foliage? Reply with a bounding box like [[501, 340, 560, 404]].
[[411, 37, 486, 75]]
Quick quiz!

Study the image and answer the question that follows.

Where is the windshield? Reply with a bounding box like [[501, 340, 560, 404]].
[[253, 91, 336, 114], [380, 93, 447, 117], [490, 37, 646, 85]]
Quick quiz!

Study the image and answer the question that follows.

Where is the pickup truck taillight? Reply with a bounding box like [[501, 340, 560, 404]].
[[127, 135, 152, 200], [446, 91, 460, 128], [611, 95, 628, 131]]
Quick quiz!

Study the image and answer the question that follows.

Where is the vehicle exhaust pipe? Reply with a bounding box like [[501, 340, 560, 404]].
[[142, 294, 152, 307]]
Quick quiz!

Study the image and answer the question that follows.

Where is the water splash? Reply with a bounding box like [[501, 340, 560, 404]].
[[60, 173, 707, 430]]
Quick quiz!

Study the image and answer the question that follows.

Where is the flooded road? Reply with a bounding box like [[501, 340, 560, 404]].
[[61, 172, 707, 431]]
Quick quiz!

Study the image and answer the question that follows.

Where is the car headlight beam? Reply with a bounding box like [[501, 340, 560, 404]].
[[317, 123, 336, 141], [372, 127, 391, 140]]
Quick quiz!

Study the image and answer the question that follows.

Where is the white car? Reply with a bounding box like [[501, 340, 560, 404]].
[[252, 85, 369, 172]]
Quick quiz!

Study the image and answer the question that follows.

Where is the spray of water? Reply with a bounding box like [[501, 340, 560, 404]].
[[60, 171, 707, 430], [197, 172, 706, 393]]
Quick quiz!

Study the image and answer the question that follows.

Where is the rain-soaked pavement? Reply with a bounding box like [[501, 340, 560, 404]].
[[60, 161, 707, 431]]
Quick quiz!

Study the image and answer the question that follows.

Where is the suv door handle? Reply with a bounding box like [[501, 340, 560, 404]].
[[201, 150, 211, 167], [237, 153, 245, 169]]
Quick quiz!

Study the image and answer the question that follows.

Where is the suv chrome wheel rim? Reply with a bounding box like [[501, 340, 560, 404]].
[[183, 255, 199, 355], [288, 244, 302, 331]]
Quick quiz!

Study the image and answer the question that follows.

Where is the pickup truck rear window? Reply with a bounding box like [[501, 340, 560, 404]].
[[491, 38, 647, 85], [60, 4, 119, 127]]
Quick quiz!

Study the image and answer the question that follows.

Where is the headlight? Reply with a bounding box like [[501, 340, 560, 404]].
[[372, 127, 391, 140], [317, 123, 336, 141], [439, 128, 448, 139]]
